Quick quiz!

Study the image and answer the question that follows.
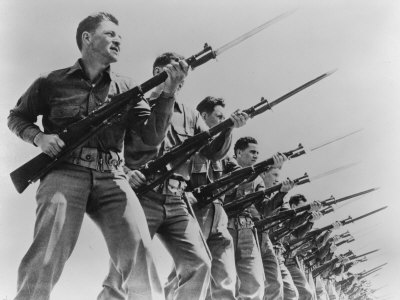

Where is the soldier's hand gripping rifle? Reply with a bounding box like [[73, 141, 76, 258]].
[[288, 206, 388, 252], [10, 12, 294, 194], [222, 173, 310, 217]]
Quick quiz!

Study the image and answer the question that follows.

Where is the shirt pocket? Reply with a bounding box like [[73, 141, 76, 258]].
[[48, 103, 81, 128]]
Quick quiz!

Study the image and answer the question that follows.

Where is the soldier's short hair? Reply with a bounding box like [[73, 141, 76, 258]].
[[76, 12, 119, 51], [196, 96, 225, 114], [234, 136, 258, 156], [153, 52, 185, 73], [289, 194, 307, 207]]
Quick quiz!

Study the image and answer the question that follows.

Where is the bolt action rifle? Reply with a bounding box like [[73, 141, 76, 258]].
[[254, 188, 377, 231], [223, 173, 310, 217], [193, 130, 361, 207], [136, 68, 334, 196], [10, 12, 295, 194], [268, 205, 335, 242], [312, 249, 379, 278], [287, 206, 387, 252]]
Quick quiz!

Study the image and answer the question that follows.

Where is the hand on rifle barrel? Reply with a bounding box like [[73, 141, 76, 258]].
[[280, 178, 294, 192], [230, 109, 249, 128], [332, 221, 343, 230], [34, 133, 65, 158], [154, 59, 189, 96], [310, 211, 323, 222], [309, 200, 322, 212], [272, 152, 288, 169]]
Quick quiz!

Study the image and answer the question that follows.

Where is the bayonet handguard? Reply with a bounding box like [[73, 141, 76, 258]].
[[186, 43, 216, 70]]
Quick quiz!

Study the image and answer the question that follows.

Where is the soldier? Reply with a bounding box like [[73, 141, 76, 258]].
[[257, 164, 298, 300], [192, 97, 238, 299], [224, 137, 266, 300], [100, 53, 248, 300], [284, 195, 322, 300], [165, 96, 240, 300], [7, 12, 188, 300]]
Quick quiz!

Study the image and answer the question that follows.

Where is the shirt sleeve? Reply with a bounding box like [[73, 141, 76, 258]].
[[128, 92, 175, 146], [201, 128, 233, 161], [7, 77, 46, 145]]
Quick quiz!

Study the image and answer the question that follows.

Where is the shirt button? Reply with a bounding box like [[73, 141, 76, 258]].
[[86, 154, 92, 161]]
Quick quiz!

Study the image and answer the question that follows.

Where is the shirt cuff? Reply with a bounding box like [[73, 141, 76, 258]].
[[22, 127, 42, 146]]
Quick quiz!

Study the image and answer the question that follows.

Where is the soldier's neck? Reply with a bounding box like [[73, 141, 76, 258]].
[[81, 56, 109, 83]]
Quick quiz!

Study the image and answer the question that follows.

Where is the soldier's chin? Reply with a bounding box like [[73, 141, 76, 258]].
[[109, 53, 119, 63]]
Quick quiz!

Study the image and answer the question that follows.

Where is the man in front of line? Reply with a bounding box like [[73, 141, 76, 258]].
[[8, 12, 188, 300], [100, 52, 248, 300]]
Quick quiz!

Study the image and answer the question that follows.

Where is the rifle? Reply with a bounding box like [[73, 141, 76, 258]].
[[311, 250, 354, 277], [303, 235, 354, 265], [312, 249, 378, 278], [254, 188, 377, 230], [224, 161, 359, 218], [194, 129, 361, 206], [136, 68, 335, 195], [268, 205, 335, 242], [193, 144, 306, 206], [223, 173, 310, 217], [288, 206, 387, 251], [10, 12, 293, 194]]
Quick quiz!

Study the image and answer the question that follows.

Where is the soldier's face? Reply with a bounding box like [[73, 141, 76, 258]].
[[88, 21, 122, 64], [203, 105, 226, 128], [262, 168, 280, 188], [237, 143, 259, 167]]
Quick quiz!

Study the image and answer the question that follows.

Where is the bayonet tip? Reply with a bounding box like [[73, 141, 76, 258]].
[[326, 68, 338, 76]]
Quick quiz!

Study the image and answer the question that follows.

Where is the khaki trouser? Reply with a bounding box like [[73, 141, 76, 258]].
[[16, 163, 161, 300]]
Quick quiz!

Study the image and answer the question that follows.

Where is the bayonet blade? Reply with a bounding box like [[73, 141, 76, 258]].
[[308, 161, 359, 182], [215, 10, 295, 56], [347, 206, 388, 224], [309, 129, 363, 152], [330, 188, 379, 205]]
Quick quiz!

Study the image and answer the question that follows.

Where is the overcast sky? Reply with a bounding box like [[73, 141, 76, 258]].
[[1, 0, 399, 299]]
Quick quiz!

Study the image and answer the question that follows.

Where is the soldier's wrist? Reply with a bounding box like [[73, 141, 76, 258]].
[[33, 132, 44, 147]]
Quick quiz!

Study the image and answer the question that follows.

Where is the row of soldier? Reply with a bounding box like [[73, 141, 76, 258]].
[[7, 11, 382, 300]]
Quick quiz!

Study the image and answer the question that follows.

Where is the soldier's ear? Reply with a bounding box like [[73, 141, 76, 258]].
[[153, 67, 162, 75], [201, 112, 208, 121], [82, 31, 91, 47]]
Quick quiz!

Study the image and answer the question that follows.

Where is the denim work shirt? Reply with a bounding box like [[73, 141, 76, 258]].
[[8, 60, 175, 153], [124, 99, 232, 186]]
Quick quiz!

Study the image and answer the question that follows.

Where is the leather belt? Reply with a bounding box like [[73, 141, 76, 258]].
[[228, 216, 254, 229], [67, 147, 122, 172]]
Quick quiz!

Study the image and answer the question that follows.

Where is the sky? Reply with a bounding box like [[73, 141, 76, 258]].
[[1, 0, 399, 299]]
